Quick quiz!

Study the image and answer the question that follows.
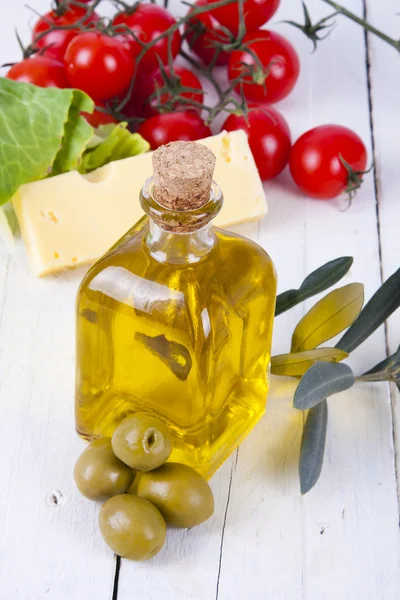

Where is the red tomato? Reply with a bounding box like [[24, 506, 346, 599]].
[[32, 6, 99, 61], [228, 30, 300, 103], [208, 0, 280, 35], [185, 0, 230, 66], [82, 102, 118, 128], [65, 32, 135, 101], [7, 56, 69, 88], [289, 125, 368, 199], [132, 66, 203, 118], [113, 5, 181, 73], [222, 105, 291, 180], [138, 112, 211, 149]]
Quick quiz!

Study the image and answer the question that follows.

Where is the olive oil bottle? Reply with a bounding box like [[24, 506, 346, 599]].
[[76, 141, 277, 479]]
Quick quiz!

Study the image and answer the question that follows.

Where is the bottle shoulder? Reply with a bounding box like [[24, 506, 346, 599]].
[[77, 221, 276, 306], [213, 227, 276, 278]]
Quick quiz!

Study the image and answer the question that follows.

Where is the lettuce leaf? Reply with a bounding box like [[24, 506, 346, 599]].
[[0, 79, 94, 205], [52, 90, 94, 176], [79, 122, 150, 173]]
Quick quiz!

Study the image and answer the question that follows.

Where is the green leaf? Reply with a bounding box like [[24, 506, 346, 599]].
[[275, 257, 353, 316], [291, 283, 364, 352], [51, 90, 94, 176], [336, 266, 400, 353], [0, 79, 94, 205], [0, 204, 19, 248], [294, 362, 355, 410], [135, 333, 192, 381], [299, 400, 328, 495], [79, 123, 150, 174], [271, 347, 348, 377]]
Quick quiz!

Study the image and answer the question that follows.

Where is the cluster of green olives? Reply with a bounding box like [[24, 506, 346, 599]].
[[74, 413, 214, 561]]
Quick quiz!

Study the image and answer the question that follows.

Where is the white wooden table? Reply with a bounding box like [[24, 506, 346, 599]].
[[1, 1, 400, 598]]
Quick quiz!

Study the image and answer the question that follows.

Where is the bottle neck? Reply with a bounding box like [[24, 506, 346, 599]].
[[140, 176, 223, 265], [146, 219, 215, 264]]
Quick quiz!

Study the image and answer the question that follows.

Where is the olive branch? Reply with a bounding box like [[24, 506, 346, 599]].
[[273, 257, 400, 494]]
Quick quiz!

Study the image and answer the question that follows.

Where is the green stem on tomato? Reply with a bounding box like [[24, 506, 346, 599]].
[[113, 0, 240, 113], [24, 0, 253, 123], [24, 0, 104, 58]]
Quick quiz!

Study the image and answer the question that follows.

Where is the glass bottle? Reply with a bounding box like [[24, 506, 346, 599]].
[[75, 141, 277, 479]]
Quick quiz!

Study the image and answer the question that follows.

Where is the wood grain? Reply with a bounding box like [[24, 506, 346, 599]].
[[365, 0, 400, 506], [0, 0, 399, 599]]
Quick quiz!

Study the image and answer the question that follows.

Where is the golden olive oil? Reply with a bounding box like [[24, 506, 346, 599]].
[[76, 219, 276, 478], [75, 143, 276, 479]]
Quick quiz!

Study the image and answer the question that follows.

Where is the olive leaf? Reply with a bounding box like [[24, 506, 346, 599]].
[[271, 347, 348, 377], [294, 362, 355, 410], [336, 266, 400, 353], [291, 283, 364, 352], [275, 256, 353, 316], [299, 400, 328, 495], [135, 333, 192, 381]]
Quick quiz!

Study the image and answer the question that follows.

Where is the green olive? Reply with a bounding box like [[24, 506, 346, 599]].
[[111, 413, 173, 471], [99, 494, 166, 561], [74, 438, 134, 501], [137, 463, 214, 528]]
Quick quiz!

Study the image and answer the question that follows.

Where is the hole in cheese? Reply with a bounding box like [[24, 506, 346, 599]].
[[84, 163, 115, 184]]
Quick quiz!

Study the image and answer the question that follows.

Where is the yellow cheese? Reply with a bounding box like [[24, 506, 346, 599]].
[[12, 130, 266, 276]]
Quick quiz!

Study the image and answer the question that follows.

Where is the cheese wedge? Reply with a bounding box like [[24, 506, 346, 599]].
[[12, 130, 266, 276]]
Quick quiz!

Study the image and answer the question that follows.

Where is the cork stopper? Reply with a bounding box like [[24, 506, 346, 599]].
[[152, 141, 216, 211]]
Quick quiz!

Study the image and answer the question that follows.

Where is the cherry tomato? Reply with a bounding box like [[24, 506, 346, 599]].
[[185, 0, 230, 66], [65, 32, 135, 102], [138, 112, 211, 149], [132, 66, 203, 118], [82, 102, 118, 128], [113, 5, 181, 74], [289, 125, 368, 199], [7, 56, 69, 88], [208, 0, 280, 35], [228, 30, 299, 103], [32, 6, 99, 61], [222, 105, 291, 180]]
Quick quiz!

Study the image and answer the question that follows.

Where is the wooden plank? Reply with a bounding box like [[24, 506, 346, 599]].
[[0, 245, 116, 599], [217, 0, 400, 598], [0, 3, 116, 598], [115, 0, 261, 594], [365, 0, 400, 503]]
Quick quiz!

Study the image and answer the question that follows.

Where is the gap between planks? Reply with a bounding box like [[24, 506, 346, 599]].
[[215, 448, 239, 600], [112, 556, 121, 600], [362, 0, 400, 524]]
